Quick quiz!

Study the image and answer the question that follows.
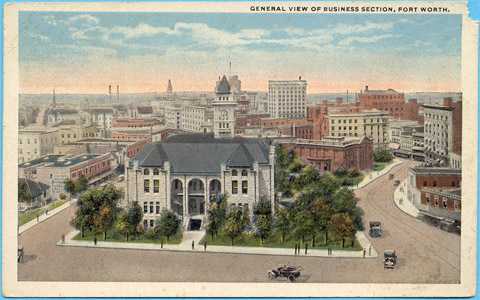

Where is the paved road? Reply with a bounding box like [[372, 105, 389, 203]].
[[18, 159, 460, 283]]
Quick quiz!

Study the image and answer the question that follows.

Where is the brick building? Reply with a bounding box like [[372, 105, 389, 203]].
[[358, 86, 405, 120], [113, 118, 162, 128], [279, 136, 374, 172]]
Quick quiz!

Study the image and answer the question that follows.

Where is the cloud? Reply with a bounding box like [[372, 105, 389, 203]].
[[28, 32, 50, 41], [42, 15, 57, 26], [65, 14, 100, 25], [110, 22, 179, 39], [338, 34, 394, 46]]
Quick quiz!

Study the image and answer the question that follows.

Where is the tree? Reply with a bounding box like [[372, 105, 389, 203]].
[[328, 213, 354, 248], [333, 166, 348, 177], [253, 197, 272, 246], [156, 209, 179, 242], [71, 185, 123, 238], [374, 149, 394, 163], [115, 211, 129, 241], [75, 176, 89, 195], [60, 193, 67, 201], [64, 178, 77, 199], [146, 227, 159, 243], [311, 197, 333, 245], [332, 188, 364, 231], [274, 208, 291, 243], [222, 209, 245, 246], [347, 168, 362, 178], [206, 194, 228, 242], [125, 201, 143, 241], [292, 209, 315, 245], [18, 181, 33, 208], [93, 203, 115, 240]]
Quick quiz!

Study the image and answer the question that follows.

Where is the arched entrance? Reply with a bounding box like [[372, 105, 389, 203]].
[[209, 179, 222, 199], [171, 179, 183, 216], [188, 179, 205, 216]]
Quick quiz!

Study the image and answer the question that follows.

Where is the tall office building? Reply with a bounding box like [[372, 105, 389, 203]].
[[268, 77, 307, 119]]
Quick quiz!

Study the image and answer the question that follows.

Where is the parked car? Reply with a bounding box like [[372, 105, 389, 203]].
[[369, 222, 382, 238], [384, 250, 397, 269], [268, 265, 302, 282]]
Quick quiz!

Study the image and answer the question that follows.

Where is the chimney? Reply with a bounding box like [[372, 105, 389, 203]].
[[336, 97, 343, 105], [52, 89, 56, 107], [443, 97, 453, 107], [299, 76, 302, 81], [109, 85, 112, 103], [365, 86, 369, 92]]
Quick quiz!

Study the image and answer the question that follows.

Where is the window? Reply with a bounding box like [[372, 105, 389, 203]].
[[443, 200, 447, 209], [144, 169, 150, 175], [144, 202, 148, 213], [232, 180, 238, 194], [144, 180, 150, 192], [154, 180, 159, 193], [452, 181, 456, 188], [242, 181, 248, 194], [435, 197, 439, 207], [144, 220, 148, 228], [426, 195, 430, 204], [232, 170, 238, 176], [150, 220, 154, 227], [454, 202, 459, 209], [150, 202, 154, 213], [154, 168, 160, 175], [242, 169, 248, 176], [423, 181, 427, 187], [433, 181, 437, 187]]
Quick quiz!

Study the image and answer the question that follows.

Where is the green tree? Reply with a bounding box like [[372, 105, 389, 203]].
[[125, 201, 143, 241], [75, 176, 89, 195], [332, 187, 364, 231], [115, 211, 129, 240], [146, 227, 159, 243], [333, 166, 348, 177], [253, 197, 272, 246], [328, 213, 355, 248], [292, 209, 315, 244], [18, 181, 33, 208], [347, 168, 362, 178], [156, 209, 179, 243], [206, 194, 228, 242], [93, 203, 115, 240], [274, 208, 291, 243], [222, 209, 245, 246], [60, 193, 67, 201], [374, 149, 394, 163], [64, 178, 77, 199], [311, 197, 333, 245]]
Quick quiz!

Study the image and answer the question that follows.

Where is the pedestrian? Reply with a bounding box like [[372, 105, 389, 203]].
[[363, 248, 366, 258], [36, 215, 39, 222], [204, 241, 207, 251], [351, 239, 354, 248], [294, 244, 297, 255], [369, 245, 372, 256], [192, 240, 195, 250], [61, 233, 65, 244], [94, 236, 97, 246], [161, 240, 163, 249], [305, 243, 308, 255], [46, 209, 48, 215]]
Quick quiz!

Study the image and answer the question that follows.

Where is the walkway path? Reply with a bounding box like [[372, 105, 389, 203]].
[[19, 200, 73, 234], [352, 159, 404, 190], [393, 179, 420, 218], [58, 230, 378, 258]]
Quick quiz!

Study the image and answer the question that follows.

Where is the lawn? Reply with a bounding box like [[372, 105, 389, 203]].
[[72, 228, 183, 245], [374, 161, 392, 172], [18, 201, 69, 226], [49, 200, 67, 210], [200, 230, 363, 251]]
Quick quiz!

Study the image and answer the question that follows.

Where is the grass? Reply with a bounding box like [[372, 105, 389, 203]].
[[72, 228, 184, 245], [18, 200, 69, 226], [374, 161, 392, 172], [200, 230, 363, 251]]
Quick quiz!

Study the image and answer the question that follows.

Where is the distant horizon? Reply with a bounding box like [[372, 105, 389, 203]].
[[20, 12, 461, 94]]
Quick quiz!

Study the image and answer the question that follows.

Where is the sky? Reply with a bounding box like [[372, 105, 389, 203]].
[[19, 12, 462, 94]]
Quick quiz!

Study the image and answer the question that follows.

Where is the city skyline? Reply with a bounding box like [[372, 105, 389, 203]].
[[20, 12, 461, 94]]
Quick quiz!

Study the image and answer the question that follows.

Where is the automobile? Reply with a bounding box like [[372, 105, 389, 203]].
[[18, 245, 24, 263], [384, 250, 397, 269], [369, 222, 382, 238], [268, 265, 302, 282]]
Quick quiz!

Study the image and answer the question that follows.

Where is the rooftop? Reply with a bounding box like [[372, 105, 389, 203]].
[[410, 167, 462, 176], [19, 154, 105, 168], [217, 75, 231, 94]]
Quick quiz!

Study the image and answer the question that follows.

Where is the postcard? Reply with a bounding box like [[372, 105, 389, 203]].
[[3, 1, 478, 297]]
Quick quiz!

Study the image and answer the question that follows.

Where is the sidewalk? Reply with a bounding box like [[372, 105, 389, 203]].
[[58, 230, 378, 258], [393, 179, 419, 218], [352, 159, 404, 190], [19, 200, 73, 235]]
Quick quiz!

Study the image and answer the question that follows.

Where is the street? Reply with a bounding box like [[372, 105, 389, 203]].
[[18, 159, 460, 283]]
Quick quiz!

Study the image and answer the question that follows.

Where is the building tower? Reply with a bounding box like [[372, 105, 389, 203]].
[[167, 79, 173, 94], [52, 89, 56, 108], [213, 75, 236, 138]]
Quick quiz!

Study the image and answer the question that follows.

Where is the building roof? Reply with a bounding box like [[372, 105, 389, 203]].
[[422, 188, 461, 201], [217, 75, 231, 94], [131, 133, 270, 173], [51, 109, 78, 115], [19, 154, 106, 169], [137, 106, 153, 114], [410, 167, 462, 176], [84, 108, 114, 114], [18, 178, 50, 198], [361, 88, 400, 94]]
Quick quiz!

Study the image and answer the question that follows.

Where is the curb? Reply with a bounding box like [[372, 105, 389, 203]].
[[352, 160, 404, 190]]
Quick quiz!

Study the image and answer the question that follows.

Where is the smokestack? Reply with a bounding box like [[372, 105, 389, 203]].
[[117, 85, 119, 102], [52, 89, 56, 107], [299, 76, 302, 81], [109, 85, 112, 103], [365, 85, 368, 92]]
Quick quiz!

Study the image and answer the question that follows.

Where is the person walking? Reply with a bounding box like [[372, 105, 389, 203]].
[[37, 215, 39, 222], [94, 236, 97, 246], [204, 241, 207, 251], [192, 240, 195, 250], [369, 245, 372, 256], [161, 240, 163, 249], [305, 243, 308, 255], [363, 248, 366, 258], [46, 209, 48, 215], [61, 233, 65, 244], [294, 244, 297, 255]]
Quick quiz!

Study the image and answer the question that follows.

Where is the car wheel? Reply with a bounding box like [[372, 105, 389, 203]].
[[288, 275, 296, 282], [268, 272, 275, 280]]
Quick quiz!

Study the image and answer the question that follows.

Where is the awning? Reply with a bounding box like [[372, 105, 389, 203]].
[[389, 142, 400, 150]]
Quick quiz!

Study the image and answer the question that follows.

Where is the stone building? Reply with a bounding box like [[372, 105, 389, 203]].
[[18, 129, 59, 163], [125, 133, 275, 230], [268, 77, 307, 119]]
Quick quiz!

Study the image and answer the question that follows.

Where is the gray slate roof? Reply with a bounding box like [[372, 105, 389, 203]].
[[131, 133, 270, 174], [18, 178, 50, 198], [217, 75, 231, 94]]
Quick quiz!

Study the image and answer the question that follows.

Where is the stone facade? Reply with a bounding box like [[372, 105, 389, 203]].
[[268, 78, 307, 119]]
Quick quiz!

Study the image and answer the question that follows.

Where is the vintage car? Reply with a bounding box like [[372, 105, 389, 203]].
[[268, 265, 302, 282], [384, 250, 397, 269], [369, 222, 382, 238], [18, 245, 24, 263]]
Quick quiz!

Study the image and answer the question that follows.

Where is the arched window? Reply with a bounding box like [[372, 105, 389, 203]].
[[242, 169, 248, 176], [144, 169, 150, 175], [232, 170, 238, 176], [154, 168, 160, 175]]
